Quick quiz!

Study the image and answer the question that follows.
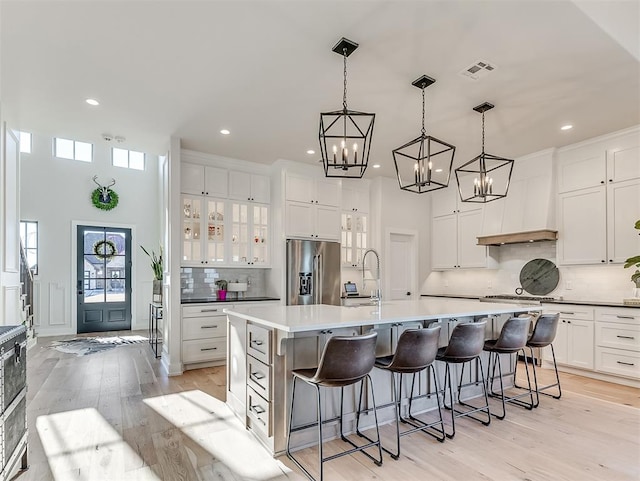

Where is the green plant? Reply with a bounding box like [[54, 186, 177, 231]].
[[141, 245, 163, 280], [623, 220, 640, 287], [215, 279, 228, 291]]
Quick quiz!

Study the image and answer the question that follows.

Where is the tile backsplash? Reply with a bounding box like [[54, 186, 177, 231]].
[[181, 267, 268, 300]]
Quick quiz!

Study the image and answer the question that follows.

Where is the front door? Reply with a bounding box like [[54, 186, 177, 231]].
[[77, 225, 131, 333]]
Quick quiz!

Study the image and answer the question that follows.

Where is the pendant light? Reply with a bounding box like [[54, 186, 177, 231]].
[[319, 37, 375, 178], [455, 102, 514, 203], [392, 75, 456, 194]]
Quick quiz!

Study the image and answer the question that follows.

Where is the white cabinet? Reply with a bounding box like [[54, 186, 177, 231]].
[[542, 305, 594, 370], [341, 212, 368, 267], [229, 202, 270, 267], [181, 163, 228, 197], [557, 137, 640, 266], [342, 182, 369, 213], [182, 304, 229, 367], [229, 171, 270, 204], [181, 195, 227, 266], [284, 173, 341, 241], [595, 308, 640, 380], [431, 188, 486, 270]]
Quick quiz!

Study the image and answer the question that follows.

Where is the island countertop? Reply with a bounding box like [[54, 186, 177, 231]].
[[223, 298, 540, 333]]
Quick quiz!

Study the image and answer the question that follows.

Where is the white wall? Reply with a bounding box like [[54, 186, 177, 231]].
[[20, 132, 161, 336]]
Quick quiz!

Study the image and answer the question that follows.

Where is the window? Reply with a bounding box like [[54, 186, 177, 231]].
[[112, 147, 145, 170], [19, 131, 32, 154], [19, 221, 38, 275], [54, 137, 92, 162]]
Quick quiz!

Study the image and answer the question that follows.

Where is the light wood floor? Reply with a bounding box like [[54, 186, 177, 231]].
[[17, 332, 640, 481]]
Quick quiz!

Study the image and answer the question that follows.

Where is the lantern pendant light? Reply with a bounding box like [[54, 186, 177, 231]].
[[455, 102, 514, 203], [319, 37, 375, 178], [392, 75, 456, 194]]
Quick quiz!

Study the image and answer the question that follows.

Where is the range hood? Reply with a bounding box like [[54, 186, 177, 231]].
[[477, 229, 558, 246]]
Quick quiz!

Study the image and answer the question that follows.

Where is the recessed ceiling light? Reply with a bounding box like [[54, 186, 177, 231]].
[[306, 150, 315, 155], [435, 168, 443, 173], [86, 98, 99, 106], [373, 164, 381, 169], [560, 124, 573, 131], [220, 129, 230, 135]]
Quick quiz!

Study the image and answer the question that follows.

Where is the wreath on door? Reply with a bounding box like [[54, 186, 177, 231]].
[[93, 239, 117, 261]]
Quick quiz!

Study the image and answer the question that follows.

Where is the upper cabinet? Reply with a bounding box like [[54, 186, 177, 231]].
[[557, 129, 640, 265], [228, 171, 270, 204], [181, 163, 228, 197], [340, 181, 370, 267], [285, 173, 340, 207], [342, 182, 370, 213], [431, 187, 487, 270]]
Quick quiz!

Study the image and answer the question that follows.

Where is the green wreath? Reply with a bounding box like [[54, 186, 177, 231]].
[[93, 239, 117, 261], [91, 188, 119, 211]]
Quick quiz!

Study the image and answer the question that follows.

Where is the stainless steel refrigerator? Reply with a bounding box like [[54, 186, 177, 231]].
[[286, 239, 341, 306]]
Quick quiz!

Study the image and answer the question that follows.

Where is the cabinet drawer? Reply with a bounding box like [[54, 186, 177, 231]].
[[597, 308, 640, 325], [247, 356, 271, 401], [595, 347, 640, 379], [182, 317, 226, 341], [247, 386, 271, 437], [596, 322, 640, 352], [183, 338, 226, 363], [182, 305, 227, 318], [544, 305, 594, 320], [247, 324, 271, 364]]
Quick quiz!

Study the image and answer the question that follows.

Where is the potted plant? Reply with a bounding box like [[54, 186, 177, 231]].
[[141, 245, 163, 303], [624, 220, 640, 298], [215, 279, 228, 301]]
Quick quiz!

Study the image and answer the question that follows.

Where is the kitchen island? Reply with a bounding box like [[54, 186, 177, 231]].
[[224, 298, 541, 456]]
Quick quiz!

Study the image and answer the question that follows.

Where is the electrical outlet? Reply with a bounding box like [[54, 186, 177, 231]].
[[487, 279, 492, 289], [566, 280, 573, 290], [444, 279, 449, 288]]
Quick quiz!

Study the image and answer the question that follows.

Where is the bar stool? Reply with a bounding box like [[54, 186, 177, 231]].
[[286, 331, 382, 481], [436, 320, 491, 439], [516, 313, 562, 407], [484, 316, 535, 419], [358, 326, 444, 460]]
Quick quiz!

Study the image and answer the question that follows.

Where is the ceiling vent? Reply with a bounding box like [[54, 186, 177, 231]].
[[459, 60, 496, 80]]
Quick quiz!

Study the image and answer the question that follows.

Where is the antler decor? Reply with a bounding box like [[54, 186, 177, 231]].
[[91, 175, 119, 211]]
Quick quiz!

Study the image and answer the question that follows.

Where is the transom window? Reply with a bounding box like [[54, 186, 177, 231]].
[[20, 220, 38, 275], [54, 137, 92, 162], [19, 131, 32, 154], [112, 148, 145, 170]]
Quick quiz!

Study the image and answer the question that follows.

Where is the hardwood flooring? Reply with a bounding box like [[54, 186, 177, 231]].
[[17, 332, 640, 481]]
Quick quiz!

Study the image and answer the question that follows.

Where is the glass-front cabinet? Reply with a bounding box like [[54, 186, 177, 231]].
[[230, 202, 269, 266], [341, 212, 367, 267], [182, 195, 226, 266]]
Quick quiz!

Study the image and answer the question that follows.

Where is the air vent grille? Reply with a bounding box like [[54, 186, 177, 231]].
[[460, 60, 496, 80]]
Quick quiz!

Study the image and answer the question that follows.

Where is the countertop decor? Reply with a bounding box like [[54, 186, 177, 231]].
[[181, 296, 280, 304]]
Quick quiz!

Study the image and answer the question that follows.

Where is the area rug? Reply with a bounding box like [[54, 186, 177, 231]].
[[49, 335, 148, 356]]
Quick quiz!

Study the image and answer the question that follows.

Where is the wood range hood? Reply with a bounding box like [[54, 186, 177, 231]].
[[476, 229, 558, 246]]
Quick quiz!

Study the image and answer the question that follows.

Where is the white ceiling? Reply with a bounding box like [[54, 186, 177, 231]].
[[1, 1, 639, 179]]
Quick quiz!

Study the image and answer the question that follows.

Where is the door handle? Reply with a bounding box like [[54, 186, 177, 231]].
[[406, 291, 411, 296]]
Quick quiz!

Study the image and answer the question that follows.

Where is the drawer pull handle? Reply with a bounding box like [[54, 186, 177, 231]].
[[251, 404, 266, 414], [251, 340, 264, 346], [200, 309, 219, 313], [617, 315, 635, 320], [201, 325, 218, 329], [560, 312, 575, 315], [616, 335, 635, 340], [251, 372, 266, 380], [200, 347, 218, 351], [616, 361, 635, 366]]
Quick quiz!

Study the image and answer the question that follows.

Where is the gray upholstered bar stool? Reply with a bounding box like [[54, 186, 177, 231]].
[[286, 331, 382, 481], [435, 320, 491, 439], [483, 316, 535, 418], [516, 313, 562, 407], [358, 325, 444, 460]]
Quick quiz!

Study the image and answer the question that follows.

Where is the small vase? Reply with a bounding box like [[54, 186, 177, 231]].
[[217, 290, 227, 301], [153, 279, 162, 304]]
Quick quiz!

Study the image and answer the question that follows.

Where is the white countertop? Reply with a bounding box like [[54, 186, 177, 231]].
[[223, 298, 541, 333]]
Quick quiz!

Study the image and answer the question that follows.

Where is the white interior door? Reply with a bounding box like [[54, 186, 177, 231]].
[[388, 232, 416, 300]]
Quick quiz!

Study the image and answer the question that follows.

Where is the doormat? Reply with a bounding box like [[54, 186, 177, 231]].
[[49, 335, 148, 356]]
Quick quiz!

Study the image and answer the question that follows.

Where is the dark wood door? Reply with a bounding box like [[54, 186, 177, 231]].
[[77, 226, 131, 333]]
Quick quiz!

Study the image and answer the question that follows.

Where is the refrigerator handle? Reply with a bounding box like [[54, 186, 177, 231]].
[[317, 254, 323, 305], [312, 255, 319, 304]]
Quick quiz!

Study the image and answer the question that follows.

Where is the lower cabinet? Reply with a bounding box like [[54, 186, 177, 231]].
[[182, 304, 229, 368], [542, 305, 594, 370], [595, 308, 640, 380]]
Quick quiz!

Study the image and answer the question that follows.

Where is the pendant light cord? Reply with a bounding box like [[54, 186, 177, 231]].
[[481, 110, 486, 153], [421, 86, 426, 137], [343, 48, 348, 110]]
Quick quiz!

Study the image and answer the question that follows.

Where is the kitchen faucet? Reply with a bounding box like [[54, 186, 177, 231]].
[[362, 248, 381, 302]]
